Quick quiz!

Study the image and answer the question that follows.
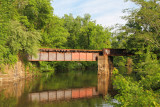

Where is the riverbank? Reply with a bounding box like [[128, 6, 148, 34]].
[[0, 61, 36, 84]]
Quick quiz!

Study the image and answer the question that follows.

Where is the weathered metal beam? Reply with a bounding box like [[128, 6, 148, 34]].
[[29, 52, 99, 61], [29, 49, 100, 61], [103, 49, 133, 56], [39, 48, 102, 53], [28, 48, 132, 61]]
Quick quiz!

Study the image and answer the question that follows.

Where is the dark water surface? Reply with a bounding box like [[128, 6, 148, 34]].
[[0, 70, 114, 107]]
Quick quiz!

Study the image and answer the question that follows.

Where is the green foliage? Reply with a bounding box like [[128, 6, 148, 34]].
[[41, 16, 69, 48], [63, 14, 111, 49], [8, 21, 41, 55], [0, 20, 41, 64], [23, 0, 53, 30], [110, 0, 160, 106], [79, 22, 111, 49], [110, 69, 160, 107], [0, 0, 42, 65], [39, 61, 55, 72], [113, 56, 127, 67], [27, 62, 40, 75], [63, 14, 82, 49], [112, 68, 119, 75], [0, 91, 17, 107]]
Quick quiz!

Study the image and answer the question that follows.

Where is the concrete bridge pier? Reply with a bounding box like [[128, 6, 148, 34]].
[[98, 55, 114, 95]]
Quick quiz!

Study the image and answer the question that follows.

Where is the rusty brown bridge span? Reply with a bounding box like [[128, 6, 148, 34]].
[[28, 48, 131, 93], [28, 48, 130, 62], [28, 48, 131, 75]]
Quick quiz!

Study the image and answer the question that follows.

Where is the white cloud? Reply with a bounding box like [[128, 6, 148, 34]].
[[96, 12, 126, 28], [52, 0, 137, 27]]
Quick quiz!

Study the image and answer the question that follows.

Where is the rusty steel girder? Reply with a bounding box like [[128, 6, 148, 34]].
[[39, 48, 102, 53], [28, 49, 100, 61], [28, 48, 132, 61], [103, 49, 132, 56]]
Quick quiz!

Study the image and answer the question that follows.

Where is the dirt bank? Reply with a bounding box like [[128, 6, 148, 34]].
[[0, 61, 34, 84]]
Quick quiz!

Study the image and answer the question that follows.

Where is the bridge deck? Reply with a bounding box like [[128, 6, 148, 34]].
[[28, 48, 131, 61]]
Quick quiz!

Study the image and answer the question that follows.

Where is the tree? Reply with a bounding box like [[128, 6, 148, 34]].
[[79, 22, 111, 49], [41, 16, 69, 48], [110, 0, 160, 106], [23, 0, 54, 30], [63, 14, 81, 49], [63, 14, 111, 49], [0, 0, 41, 64]]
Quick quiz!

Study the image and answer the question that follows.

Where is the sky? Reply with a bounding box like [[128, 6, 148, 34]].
[[51, 0, 137, 27]]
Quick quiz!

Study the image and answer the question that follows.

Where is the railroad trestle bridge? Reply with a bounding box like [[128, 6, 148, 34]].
[[28, 48, 132, 94]]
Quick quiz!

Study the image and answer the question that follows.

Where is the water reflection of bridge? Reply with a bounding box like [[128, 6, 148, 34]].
[[29, 73, 109, 102], [29, 87, 98, 102]]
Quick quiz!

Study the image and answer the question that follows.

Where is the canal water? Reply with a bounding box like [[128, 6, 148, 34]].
[[0, 69, 121, 107]]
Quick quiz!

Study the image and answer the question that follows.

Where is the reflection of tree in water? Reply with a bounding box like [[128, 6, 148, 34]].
[[31, 70, 97, 91], [0, 91, 17, 107], [98, 74, 109, 96], [0, 78, 34, 107]]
